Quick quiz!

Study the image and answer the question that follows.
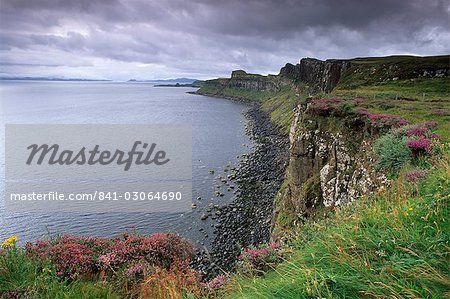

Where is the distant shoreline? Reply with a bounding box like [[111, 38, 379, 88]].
[[154, 83, 203, 87]]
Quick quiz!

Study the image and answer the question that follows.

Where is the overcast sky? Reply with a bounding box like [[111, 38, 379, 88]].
[[0, 0, 449, 80]]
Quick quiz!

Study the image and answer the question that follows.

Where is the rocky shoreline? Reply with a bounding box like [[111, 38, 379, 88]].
[[194, 103, 289, 278]]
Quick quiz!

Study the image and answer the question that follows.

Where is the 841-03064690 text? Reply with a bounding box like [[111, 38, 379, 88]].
[[9, 191, 183, 201]]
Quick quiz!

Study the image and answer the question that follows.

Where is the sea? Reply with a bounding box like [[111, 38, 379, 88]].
[[0, 80, 252, 247]]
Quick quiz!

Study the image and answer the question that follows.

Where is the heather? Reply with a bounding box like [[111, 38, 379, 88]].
[[25, 233, 194, 280], [236, 243, 283, 275], [405, 170, 427, 182], [0, 232, 226, 298], [306, 97, 410, 131]]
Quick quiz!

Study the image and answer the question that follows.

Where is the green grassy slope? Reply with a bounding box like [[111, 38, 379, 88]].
[[227, 155, 449, 298], [222, 56, 450, 298]]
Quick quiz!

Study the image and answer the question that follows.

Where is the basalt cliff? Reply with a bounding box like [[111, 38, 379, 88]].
[[197, 55, 450, 235]]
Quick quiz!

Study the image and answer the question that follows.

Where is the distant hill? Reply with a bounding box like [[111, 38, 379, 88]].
[[154, 80, 205, 88]]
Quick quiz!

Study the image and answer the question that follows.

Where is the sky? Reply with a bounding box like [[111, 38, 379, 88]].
[[0, 0, 449, 81]]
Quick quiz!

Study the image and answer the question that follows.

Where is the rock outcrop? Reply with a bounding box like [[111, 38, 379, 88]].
[[200, 70, 280, 95], [279, 58, 350, 93], [199, 55, 449, 99], [276, 101, 388, 229], [278, 55, 450, 93]]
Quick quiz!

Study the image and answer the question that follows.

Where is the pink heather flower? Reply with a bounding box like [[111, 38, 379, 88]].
[[307, 98, 343, 116], [367, 113, 409, 128], [205, 274, 228, 290], [406, 170, 427, 182], [125, 264, 144, 278], [356, 108, 369, 115], [268, 243, 281, 250], [353, 98, 366, 105], [25, 233, 194, 278], [407, 138, 432, 154], [407, 127, 428, 138], [98, 253, 116, 269], [423, 121, 438, 129]]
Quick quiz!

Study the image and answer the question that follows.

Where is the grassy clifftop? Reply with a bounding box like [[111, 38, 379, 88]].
[[199, 55, 450, 298], [227, 155, 449, 298]]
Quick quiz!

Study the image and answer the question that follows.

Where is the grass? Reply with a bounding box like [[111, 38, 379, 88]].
[[0, 250, 121, 298], [334, 78, 450, 100], [331, 78, 450, 142], [261, 86, 306, 134], [226, 153, 450, 298], [218, 87, 275, 102]]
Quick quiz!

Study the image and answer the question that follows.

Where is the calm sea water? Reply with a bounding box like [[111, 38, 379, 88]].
[[0, 81, 252, 246]]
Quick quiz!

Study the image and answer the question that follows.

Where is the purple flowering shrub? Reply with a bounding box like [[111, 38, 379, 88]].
[[307, 97, 410, 131], [393, 122, 440, 155], [201, 274, 229, 292], [307, 98, 344, 116], [237, 243, 283, 274], [26, 233, 194, 279], [374, 121, 441, 171], [26, 235, 112, 278], [406, 170, 427, 182], [364, 113, 409, 129], [407, 139, 433, 154]]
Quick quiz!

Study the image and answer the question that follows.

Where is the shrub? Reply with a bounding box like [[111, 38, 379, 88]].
[[339, 101, 357, 115], [99, 233, 194, 271], [406, 170, 427, 182], [237, 243, 283, 275], [356, 107, 369, 116], [26, 235, 108, 279], [367, 113, 409, 129], [407, 138, 433, 154], [430, 109, 450, 116], [307, 98, 343, 116], [25, 233, 194, 279], [137, 260, 204, 299], [202, 274, 228, 291], [353, 97, 366, 105], [374, 133, 411, 171], [392, 122, 440, 156]]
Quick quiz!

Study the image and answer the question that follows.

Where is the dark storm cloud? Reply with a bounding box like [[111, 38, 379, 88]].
[[0, 0, 449, 79]]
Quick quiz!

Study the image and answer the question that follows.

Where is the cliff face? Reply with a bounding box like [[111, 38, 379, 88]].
[[200, 59, 348, 95], [278, 55, 450, 93], [276, 103, 388, 229], [279, 58, 350, 93], [228, 70, 280, 91], [200, 55, 449, 98], [196, 54, 449, 235], [201, 70, 280, 95]]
